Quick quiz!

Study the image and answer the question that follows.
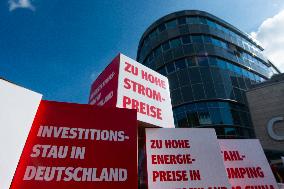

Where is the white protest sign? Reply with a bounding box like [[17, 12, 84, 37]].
[[219, 139, 278, 189], [89, 53, 174, 128], [117, 54, 174, 128], [146, 128, 231, 189], [0, 79, 42, 189]]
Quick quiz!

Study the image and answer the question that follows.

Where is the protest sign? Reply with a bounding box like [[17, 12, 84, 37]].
[[146, 128, 231, 189], [89, 53, 174, 128], [0, 79, 42, 189], [11, 100, 137, 189], [219, 139, 278, 189]]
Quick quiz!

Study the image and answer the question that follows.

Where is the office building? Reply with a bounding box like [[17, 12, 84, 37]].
[[136, 10, 280, 138]]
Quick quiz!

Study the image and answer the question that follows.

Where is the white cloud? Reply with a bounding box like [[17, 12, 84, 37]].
[[8, 0, 35, 11], [251, 10, 284, 72]]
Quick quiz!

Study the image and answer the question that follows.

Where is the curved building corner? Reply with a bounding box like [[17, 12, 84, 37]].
[[136, 10, 281, 139]]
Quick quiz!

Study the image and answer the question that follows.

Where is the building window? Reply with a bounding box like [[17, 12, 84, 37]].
[[154, 46, 162, 57], [187, 17, 199, 24], [166, 63, 175, 74], [158, 23, 166, 32], [178, 17, 186, 25], [162, 41, 170, 51], [203, 35, 212, 43], [209, 108, 223, 124], [197, 57, 209, 67], [149, 29, 157, 39], [157, 67, 166, 76], [199, 17, 207, 24], [176, 112, 188, 128], [187, 57, 197, 67], [191, 35, 203, 43], [181, 85, 194, 102], [175, 59, 187, 70], [189, 67, 202, 84], [170, 38, 181, 48], [182, 35, 191, 44], [166, 19, 177, 29], [207, 19, 216, 28], [192, 83, 206, 100]]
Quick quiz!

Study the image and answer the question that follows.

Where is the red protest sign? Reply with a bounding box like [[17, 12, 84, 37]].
[[89, 55, 120, 107], [11, 100, 137, 189]]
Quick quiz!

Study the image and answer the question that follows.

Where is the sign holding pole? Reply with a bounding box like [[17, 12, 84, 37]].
[[146, 128, 231, 189]]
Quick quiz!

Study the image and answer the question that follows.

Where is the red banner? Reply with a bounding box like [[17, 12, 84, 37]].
[[89, 55, 120, 107], [11, 100, 137, 189]]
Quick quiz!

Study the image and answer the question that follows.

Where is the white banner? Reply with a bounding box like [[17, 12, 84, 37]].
[[146, 128, 231, 189], [117, 54, 174, 128], [219, 139, 278, 189], [0, 79, 42, 189]]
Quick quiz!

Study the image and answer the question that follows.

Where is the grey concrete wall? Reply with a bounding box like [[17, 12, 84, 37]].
[[246, 81, 284, 151]]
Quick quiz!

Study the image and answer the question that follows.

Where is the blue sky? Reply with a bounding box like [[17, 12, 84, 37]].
[[1, 0, 284, 103]]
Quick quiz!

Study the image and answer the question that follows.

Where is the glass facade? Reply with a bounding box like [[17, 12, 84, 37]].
[[174, 101, 252, 138], [143, 34, 272, 78], [136, 10, 281, 139]]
